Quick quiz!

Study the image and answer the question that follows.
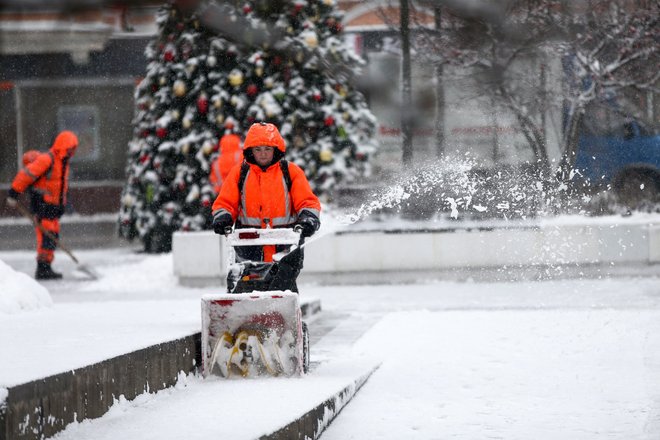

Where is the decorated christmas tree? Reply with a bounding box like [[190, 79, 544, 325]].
[[118, 0, 377, 252]]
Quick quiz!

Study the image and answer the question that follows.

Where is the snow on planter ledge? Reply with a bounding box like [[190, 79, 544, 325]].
[[173, 219, 660, 286]]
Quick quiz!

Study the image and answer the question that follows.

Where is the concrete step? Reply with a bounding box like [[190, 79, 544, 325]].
[[1, 299, 329, 440]]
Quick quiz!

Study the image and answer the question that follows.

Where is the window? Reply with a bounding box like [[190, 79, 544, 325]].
[[57, 105, 100, 162]]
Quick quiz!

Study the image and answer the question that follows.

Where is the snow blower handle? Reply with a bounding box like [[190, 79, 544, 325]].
[[223, 226, 233, 236]]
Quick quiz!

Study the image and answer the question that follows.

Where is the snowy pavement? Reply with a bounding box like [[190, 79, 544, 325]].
[[2, 248, 660, 439]]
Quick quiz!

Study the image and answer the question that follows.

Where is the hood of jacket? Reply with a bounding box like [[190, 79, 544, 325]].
[[220, 133, 242, 154], [242, 122, 286, 168], [50, 131, 78, 159]]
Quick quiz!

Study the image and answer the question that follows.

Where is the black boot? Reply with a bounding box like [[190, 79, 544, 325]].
[[35, 262, 63, 280]]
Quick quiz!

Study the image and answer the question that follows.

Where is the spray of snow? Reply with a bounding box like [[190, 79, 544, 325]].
[[335, 156, 478, 226], [0, 259, 52, 314]]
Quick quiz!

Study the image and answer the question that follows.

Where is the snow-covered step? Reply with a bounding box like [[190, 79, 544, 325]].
[[0, 298, 322, 440]]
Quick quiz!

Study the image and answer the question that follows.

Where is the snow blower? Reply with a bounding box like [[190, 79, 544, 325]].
[[201, 228, 309, 378]]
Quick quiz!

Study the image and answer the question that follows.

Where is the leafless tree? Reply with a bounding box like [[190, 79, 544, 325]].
[[378, 0, 658, 182]]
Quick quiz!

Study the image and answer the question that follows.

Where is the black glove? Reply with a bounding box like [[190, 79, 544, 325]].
[[212, 212, 234, 235], [6, 189, 19, 208], [295, 211, 320, 238]]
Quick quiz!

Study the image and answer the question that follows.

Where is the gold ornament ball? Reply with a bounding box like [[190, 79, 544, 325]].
[[320, 149, 333, 163], [181, 143, 190, 155], [171, 110, 180, 120], [213, 97, 223, 108], [304, 33, 318, 49], [228, 70, 244, 87], [173, 80, 187, 97], [122, 194, 134, 207], [255, 66, 264, 77], [182, 117, 192, 129], [216, 114, 225, 125], [202, 141, 214, 155]]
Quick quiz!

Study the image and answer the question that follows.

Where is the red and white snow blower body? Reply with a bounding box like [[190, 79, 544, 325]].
[[202, 228, 308, 378]]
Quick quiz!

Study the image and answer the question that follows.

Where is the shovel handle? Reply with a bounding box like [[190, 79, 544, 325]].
[[13, 202, 79, 264]]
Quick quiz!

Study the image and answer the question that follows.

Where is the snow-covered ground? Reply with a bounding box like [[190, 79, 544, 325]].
[[2, 239, 660, 439]]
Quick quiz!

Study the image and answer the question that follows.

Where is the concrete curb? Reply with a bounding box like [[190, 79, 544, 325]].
[[1, 334, 199, 440], [260, 365, 380, 440], [0, 299, 322, 440]]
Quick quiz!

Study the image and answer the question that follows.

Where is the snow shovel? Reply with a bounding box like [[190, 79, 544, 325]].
[[13, 202, 99, 280]]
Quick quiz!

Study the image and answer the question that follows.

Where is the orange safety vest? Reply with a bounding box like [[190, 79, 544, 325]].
[[11, 131, 78, 207], [212, 159, 320, 228]]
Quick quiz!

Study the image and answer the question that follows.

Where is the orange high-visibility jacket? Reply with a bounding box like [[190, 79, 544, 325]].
[[22, 150, 40, 166], [210, 133, 243, 194], [211, 123, 320, 229], [10, 131, 78, 207]]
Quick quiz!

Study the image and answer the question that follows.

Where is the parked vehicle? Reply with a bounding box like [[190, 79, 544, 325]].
[[574, 109, 660, 207]]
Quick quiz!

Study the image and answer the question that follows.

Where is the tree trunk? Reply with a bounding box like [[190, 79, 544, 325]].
[[400, 0, 413, 165], [433, 4, 445, 159], [497, 85, 551, 176]]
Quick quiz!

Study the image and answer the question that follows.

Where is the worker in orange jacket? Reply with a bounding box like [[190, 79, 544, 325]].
[[5, 131, 78, 280], [209, 132, 243, 194], [211, 122, 320, 291]]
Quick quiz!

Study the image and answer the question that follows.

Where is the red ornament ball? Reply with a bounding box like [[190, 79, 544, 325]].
[[156, 127, 168, 138], [246, 84, 259, 97], [197, 94, 209, 114], [324, 116, 335, 126]]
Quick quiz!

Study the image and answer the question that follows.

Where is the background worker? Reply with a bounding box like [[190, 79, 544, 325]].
[[209, 128, 243, 194], [5, 131, 78, 280], [211, 122, 320, 291]]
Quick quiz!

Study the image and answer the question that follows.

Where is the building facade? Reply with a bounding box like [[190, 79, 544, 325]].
[[2, 2, 415, 217]]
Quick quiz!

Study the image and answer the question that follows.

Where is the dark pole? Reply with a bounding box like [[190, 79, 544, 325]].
[[433, 3, 445, 158], [400, 0, 413, 165]]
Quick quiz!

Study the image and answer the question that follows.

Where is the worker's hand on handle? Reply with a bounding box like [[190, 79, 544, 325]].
[[5, 197, 17, 208], [295, 211, 320, 238], [212, 212, 234, 235]]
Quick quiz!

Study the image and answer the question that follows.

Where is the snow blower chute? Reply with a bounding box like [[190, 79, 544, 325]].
[[202, 228, 309, 378]]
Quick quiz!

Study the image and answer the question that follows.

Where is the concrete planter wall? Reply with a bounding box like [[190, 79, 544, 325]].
[[173, 222, 660, 286]]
